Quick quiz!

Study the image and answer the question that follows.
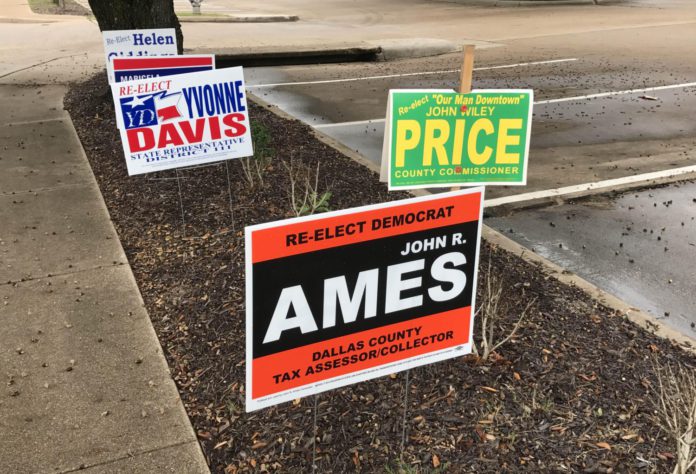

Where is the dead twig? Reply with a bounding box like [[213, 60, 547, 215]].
[[652, 362, 696, 474], [473, 258, 535, 361]]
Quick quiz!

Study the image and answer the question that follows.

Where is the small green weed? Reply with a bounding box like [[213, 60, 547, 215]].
[[240, 121, 274, 188], [283, 159, 332, 217]]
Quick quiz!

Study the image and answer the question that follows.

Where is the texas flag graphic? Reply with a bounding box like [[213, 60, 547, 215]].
[[119, 91, 183, 130]]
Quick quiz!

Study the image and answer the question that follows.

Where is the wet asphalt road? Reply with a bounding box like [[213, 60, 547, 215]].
[[242, 17, 696, 335], [488, 181, 696, 337], [247, 61, 696, 198]]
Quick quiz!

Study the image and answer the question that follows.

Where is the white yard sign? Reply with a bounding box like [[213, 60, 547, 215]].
[[102, 29, 178, 83], [111, 67, 254, 176]]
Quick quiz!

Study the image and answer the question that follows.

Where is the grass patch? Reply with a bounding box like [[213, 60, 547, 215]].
[[27, 0, 90, 16]]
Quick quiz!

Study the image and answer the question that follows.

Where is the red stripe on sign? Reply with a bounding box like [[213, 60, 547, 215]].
[[252, 306, 471, 399], [251, 192, 481, 263], [157, 105, 182, 121], [112, 56, 213, 70]]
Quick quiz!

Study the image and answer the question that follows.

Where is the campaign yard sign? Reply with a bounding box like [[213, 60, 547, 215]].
[[381, 89, 533, 190], [111, 67, 253, 176], [103, 29, 178, 83], [112, 55, 215, 83], [245, 188, 484, 411]]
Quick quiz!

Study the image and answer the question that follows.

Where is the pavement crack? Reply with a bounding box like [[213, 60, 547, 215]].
[[3, 117, 66, 126], [1, 262, 128, 287], [0, 53, 88, 80], [55, 439, 201, 474], [0, 181, 94, 197]]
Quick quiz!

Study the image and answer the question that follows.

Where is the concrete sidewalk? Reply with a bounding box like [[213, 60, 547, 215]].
[[0, 2, 209, 473]]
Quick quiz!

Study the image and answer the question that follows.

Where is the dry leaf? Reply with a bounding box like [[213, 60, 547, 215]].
[[480, 386, 498, 393], [578, 372, 597, 382], [621, 433, 639, 440], [596, 442, 611, 450], [432, 454, 441, 468], [352, 450, 360, 468], [513, 372, 521, 381], [224, 464, 237, 474]]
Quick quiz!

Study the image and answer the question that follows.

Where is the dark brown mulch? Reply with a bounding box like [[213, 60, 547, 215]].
[[27, 0, 90, 16], [65, 72, 695, 473]]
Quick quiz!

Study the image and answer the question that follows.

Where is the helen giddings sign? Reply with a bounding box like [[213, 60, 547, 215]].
[[102, 29, 178, 84]]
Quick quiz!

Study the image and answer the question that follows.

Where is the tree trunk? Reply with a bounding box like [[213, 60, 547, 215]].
[[88, 0, 183, 53]]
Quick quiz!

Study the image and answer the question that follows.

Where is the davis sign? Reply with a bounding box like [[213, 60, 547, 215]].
[[111, 67, 253, 175]]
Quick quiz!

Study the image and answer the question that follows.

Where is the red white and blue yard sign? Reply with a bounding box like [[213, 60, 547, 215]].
[[112, 55, 215, 83], [111, 67, 253, 176]]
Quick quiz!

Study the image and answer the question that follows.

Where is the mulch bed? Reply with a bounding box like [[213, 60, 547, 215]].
[[65, 72, 695, 473]]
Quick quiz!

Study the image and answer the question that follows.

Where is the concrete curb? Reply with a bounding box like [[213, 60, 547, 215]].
[[73, 0, 298, 22], [372, 38, 461, 61], [205, 44, 381, 67], [249, 93, 436, 199], [249, 93, 384, 175], [485, 170, 696, 216], [178, 14, 299, 23], [372, 38, 499, 61], [196, 38, 482, 67], [448, 0, 610, 6], [251, 94, 696, 356]]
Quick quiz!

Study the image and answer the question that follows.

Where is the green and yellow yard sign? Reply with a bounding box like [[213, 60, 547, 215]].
[[381, 89, 533, 190]]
